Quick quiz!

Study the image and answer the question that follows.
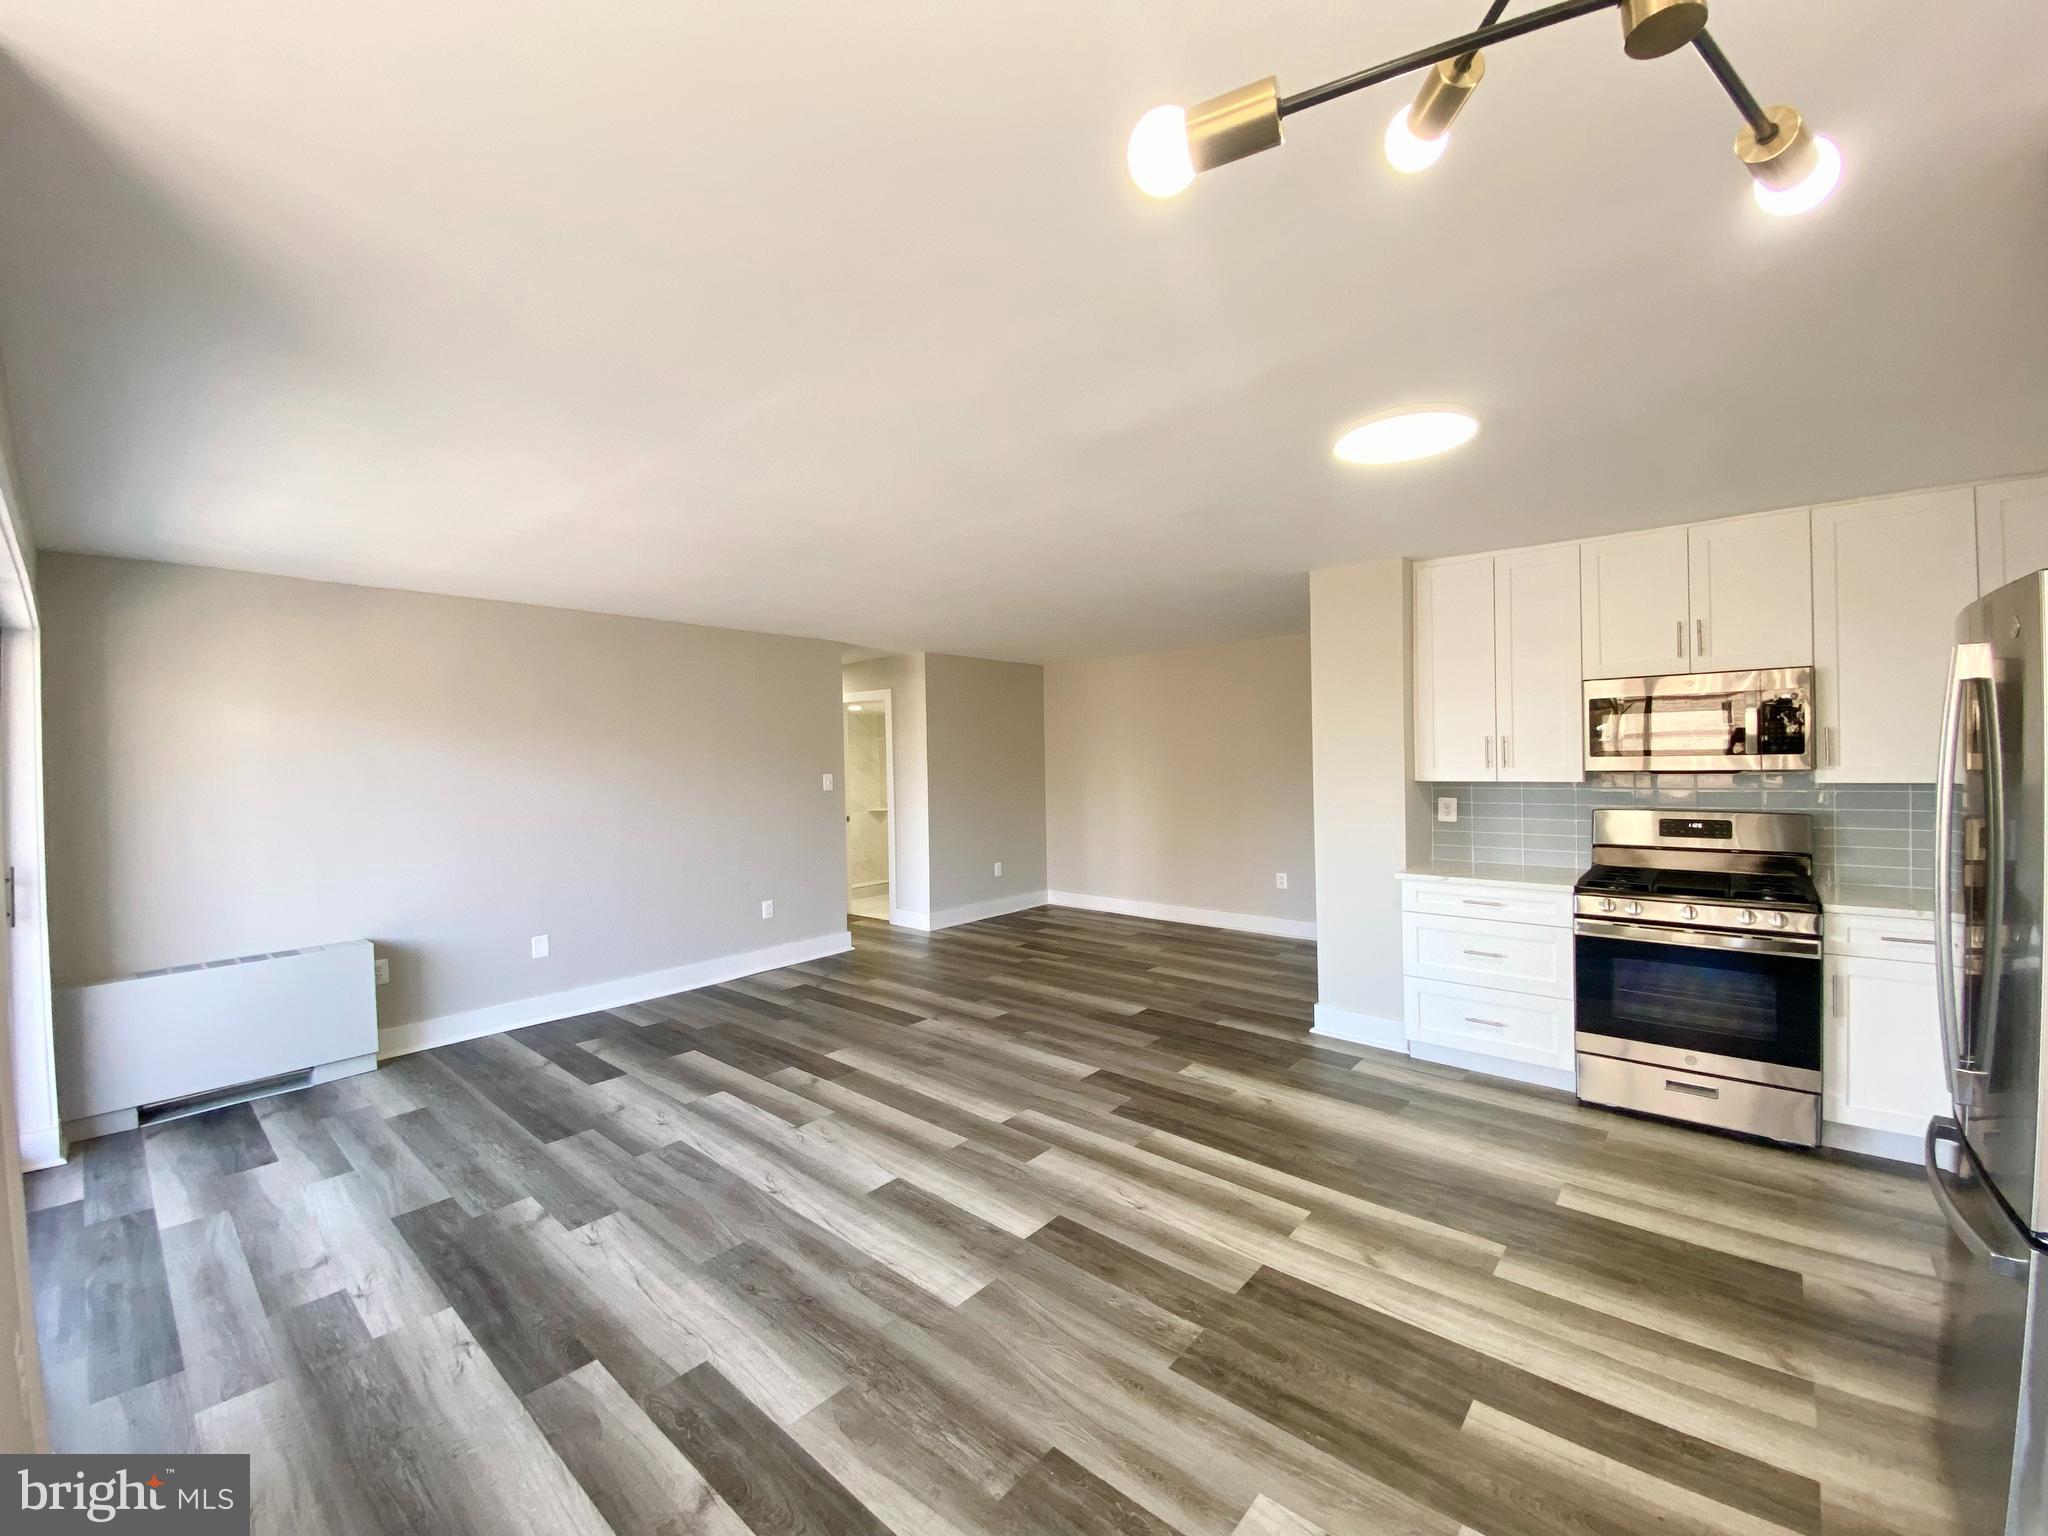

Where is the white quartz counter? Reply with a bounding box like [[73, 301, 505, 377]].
[[1398, 862, 1584, 891]]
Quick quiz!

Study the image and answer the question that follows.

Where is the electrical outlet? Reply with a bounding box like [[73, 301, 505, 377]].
[[993, 860, 1003, 877], [531, 934, 550, 959], [822, 772, 834, 791], [1275, 872, 1288, 890], [373, 957, 390, 986], [760, 899, 774, 920], [1437, 796, 1459, 823]]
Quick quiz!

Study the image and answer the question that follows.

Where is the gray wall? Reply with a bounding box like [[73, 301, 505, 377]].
[[1044, 633, 1315, 923], [42, 555, 849, 1035], [925, 653, 1047, 914]]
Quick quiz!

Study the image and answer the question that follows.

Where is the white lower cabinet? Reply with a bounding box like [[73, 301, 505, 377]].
[[1399, 876, 1575, 1079], [1823, 950, 1947, 1139]]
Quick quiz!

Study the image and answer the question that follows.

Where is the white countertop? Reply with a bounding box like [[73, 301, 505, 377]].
[[1819, 882, 1936, 919], [1398, 862, 1584, 891]]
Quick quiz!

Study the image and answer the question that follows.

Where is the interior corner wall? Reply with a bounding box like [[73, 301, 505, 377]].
[[1309, 557, 1428, 1040], [923, 653, 1047, 918], [40, 554, 851, 1049], [1043, 633, 1316, 930], [841, 653, 931, 919]]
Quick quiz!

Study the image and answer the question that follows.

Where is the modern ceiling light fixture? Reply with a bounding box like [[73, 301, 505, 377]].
[[1127, 0, 1840, 215], [1334, 408, 1481, 466]]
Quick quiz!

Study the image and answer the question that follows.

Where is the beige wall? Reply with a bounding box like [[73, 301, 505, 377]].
[[842, 655, 929, 918], [1044, 634, 1315, 926], [1310, 559, 1431, 1035], [42, 555, 850, 1035], [924, 654, 1047, 916]]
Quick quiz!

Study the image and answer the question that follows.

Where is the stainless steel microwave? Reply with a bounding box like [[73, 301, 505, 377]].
[[1584, 668, 1813, 773]]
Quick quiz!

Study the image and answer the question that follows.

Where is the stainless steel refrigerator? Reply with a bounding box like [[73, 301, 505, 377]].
[[1928, 569, 2048, 1535]]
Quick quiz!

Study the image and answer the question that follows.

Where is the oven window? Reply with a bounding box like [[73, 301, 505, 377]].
[[1575, 932, 1821, 1069]]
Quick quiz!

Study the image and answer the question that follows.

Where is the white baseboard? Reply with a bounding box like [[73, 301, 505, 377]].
[[894, 891, 1048, 933], [1048, 890, 1316, 941], [18, 1124, 64, 1171], [376, 930, 854, 1060], [1408, 1040, 1577, 1093], [1310, 1003, 1407, 1052], [1822, 1120, 1921, 1164]]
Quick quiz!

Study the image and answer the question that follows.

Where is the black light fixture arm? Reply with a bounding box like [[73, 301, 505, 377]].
[[1277, 0, 1620, 118], [1691, 30, 1777, 142]]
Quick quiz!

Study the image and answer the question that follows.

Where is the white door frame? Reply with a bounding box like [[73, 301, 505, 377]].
[[842, 689, 896, 923]]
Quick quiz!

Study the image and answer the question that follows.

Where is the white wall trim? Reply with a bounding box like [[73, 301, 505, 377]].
[[376, 930, 853, 1060], [1048, 891, 1316, 941], [1310, 1003, 1407, 1052], [893, 890, 1047, 933], [1822, 1119, 1921, 1165]]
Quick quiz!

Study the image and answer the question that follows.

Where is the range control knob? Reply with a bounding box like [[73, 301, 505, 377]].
[[1768, 911, 1788, 929], [1624, 901, 1643, 916], [1679, 904, 1698, 920], [1598, 897, 1616, 913], [1739, 909, 1757, 925]]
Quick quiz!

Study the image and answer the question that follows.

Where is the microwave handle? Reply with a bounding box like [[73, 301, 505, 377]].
[[1742, 698, 1760, 758]]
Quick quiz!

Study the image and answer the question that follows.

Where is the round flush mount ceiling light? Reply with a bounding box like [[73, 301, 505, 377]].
[[1334, 408, 1479, 466], [846, 703, 864, 712]]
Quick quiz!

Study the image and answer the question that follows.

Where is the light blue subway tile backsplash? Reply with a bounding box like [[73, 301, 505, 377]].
[[1426, 772, 1935, 892]]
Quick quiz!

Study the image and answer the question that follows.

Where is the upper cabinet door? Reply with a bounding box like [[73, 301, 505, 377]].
[[1812, 490, 1979, 782], [1413, 556, 1498, 782], [1579, 526, 1691, 680], [1686, 508, 1813, 671], [1493, 546, 1584, 783], [1975, 476, 2048, 595]]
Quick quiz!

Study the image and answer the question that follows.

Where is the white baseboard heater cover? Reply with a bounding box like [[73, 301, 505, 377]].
[[55, 940, 378, 1135]]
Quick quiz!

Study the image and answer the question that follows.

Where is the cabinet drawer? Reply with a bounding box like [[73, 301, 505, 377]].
[[1825, 911, 1938, 960], [1400, 879, 1572, 928], [1403, 911, 1571, 999], [1405, 977, 1573, 1070]]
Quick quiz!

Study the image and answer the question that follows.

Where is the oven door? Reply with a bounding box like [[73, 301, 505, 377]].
[[1584, 668, 1813, 774], [1574, 918, 1823, 1089]]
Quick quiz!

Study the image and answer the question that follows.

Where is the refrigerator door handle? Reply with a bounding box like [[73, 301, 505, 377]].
[[1926, 1117, 2035, 1280], [1936, 642, 2000, 1106], [1934, 645, 1968, 1103]]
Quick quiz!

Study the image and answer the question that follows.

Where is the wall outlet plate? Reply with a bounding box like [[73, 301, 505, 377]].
[[531, 935, 550, 959], [1437, 797, 1458, 823], [822, 772, 834, 791], [760, 899, 774, 920], [1275, 872, 1288, 890], [993, 861, 1003, 877], [373, 957, 390, 986]]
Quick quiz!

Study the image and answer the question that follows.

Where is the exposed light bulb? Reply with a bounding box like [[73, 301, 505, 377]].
[[1753, 134, 1842, 217], [1334, 409, 1480, 466], [1127, 105, 1195, 198], [1384, 106, 1450, 175]]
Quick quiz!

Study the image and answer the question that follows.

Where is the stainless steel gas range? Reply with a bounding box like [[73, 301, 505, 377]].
[[1572, 808, 1824, 1147]]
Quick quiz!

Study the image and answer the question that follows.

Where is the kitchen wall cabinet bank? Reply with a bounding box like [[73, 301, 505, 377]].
[[1579, 508, 1813, 679], [1414, 547, 1582, 783]]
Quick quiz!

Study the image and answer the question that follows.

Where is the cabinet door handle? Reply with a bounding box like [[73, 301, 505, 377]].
[[1460, 898, 1506, 909], [1696, 617, 1706, 656], [1831, 976, 1843, 1017], [1880, 935, 1935, 947], [1675, 620, 1685, 658], [1465, 1016, 1508, 1029], [1463, 949, 1507, 960], [1502, 735, 1511, 771], [1484, 735, 1493, 770]]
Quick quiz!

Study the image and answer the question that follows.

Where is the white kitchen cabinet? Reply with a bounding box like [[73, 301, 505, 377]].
[[1493, 545, 1585, 782], [1976, 475, 2048, 594], [1686, 508, 1813, 671], [1413, 556, 1498, 781], [1405, 977, 1574, 1073], [1580, 526, 1692, 679], [1812, 489, 1979, 782], [1401, 910, 1572, 999], [1824, 953, 1947, 1139]]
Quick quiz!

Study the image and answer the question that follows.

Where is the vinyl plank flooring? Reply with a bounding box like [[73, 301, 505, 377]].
[[33, 907, 1966, 1536]]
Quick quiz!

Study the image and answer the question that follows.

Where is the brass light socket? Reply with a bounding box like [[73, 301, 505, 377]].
[[1187, 76, 1284, 173], [1736, 104, 1819, 191], [1409, 53, 1486, 141], [1620, 0, 1709, 59]]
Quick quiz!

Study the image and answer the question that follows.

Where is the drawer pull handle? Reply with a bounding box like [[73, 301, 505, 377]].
[[1460, 899, 1506, 909], [1463, 950, 1507, 960], [1465, 1016, 1508, 1029], [1664, 1079, 1720, 1099], [1879, 935, 1935, 946]]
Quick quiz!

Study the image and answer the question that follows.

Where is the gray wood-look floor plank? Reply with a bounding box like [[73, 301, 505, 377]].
[[26, 907, 1968, 1536]]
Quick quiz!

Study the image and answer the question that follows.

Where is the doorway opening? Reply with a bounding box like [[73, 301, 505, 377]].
[[843, 690, 894, 922]]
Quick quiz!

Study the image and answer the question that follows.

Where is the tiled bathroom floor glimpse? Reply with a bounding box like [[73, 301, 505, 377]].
[[1427, 773, 1936, 892]]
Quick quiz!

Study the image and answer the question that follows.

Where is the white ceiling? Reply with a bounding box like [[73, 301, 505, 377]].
[[0, 3, 2043, 662]]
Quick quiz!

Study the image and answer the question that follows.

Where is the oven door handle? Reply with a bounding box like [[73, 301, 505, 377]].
[[1573, 917, 1821, 959]]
